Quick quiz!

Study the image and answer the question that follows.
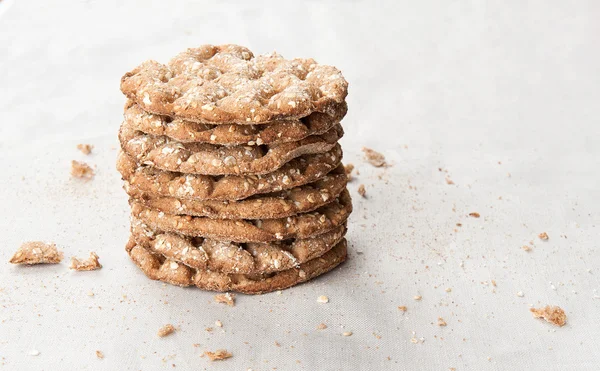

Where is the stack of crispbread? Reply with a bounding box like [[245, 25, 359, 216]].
[[117, 44, 351, 294]]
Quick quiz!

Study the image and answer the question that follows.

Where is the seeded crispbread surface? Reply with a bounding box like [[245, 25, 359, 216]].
[[126, 235, 347, 294], [116, 147, 342, 201], [130, 217, 346, 275], [130, 189, 352, 243], [120, 44, 348, 124], [119, 118, 343, 176], [123, 164, 347, 219], [124, 100, 347, 145]]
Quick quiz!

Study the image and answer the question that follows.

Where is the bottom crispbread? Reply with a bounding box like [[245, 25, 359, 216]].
[[126, 236, 347, 295]]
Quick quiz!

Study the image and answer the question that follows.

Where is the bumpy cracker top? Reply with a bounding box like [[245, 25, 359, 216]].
[[124, 100, 347, 146], [120, 45, 348, 124]]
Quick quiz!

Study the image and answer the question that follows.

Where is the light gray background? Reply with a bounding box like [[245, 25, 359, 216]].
[[1, 1, 599, 370]]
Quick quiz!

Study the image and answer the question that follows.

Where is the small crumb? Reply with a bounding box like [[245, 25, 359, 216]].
[[205, 327, 214, 333], [29, 350, 40, 356], [69, 252, 102, 271], [437, 317, 447, 326], [87, 291, 94, 297], [77, 143, 93, 155], [530, 305, 567, 327], [362, 147, 386, 167], [317, 295, 329, 304], [491, 280, 497, 287], [10, 241, 63, 265], [214, 293, 235, 306], [445, 288, 452, 292], [413, 295, 422, 301], [516, 291, 524, 297], [316, 323, 327, 330], [468, 212, 480, 218], [203, 349, 232, 361], [71, 160, 95, 179], [344, 163, 355, 180], [96, 350, 104, 359], [538, 232, 549, 240], [357, 184, 366, 197], [398, 306, 407, 312], [445, 177, 454, 185], [274, 341, 281, 347], [342, 331, 353, 337], [157, 324, 176, 337], [522, 245, 532, 252], [215, 320, 223, 328]]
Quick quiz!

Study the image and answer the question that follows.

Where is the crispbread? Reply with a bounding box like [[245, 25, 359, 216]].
[[120, 45, 348, 124], [126, 235, 347, 294], [124, 165, 347, 219], [124, 100, 347, 145], [119, 118, 343, 175], [116, 146, 342, 201], [130, 217, 346, 275], [131, 189, 352, 243]]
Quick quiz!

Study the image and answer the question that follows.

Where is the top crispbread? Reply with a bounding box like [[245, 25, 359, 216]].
[[120, 45, 348, 124]]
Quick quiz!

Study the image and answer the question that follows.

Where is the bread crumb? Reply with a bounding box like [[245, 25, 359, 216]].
[[445, 287, 452, 292], [437, 317, 447, 326], [516, 291, 524, 297], [157, 324, 176, 337], [530, 305, 567, 327], [71, 160, 95, 179], [10, 241, 63, 265], [522, 245, 532, 252], [203, 349, 232, 361], [468, 212, 480, 218], [362, 147, 386, 167], [342, 331, 353, 337], [317, 295, 329, 304], [398, 306, 407, 312], [344, 163, 355, 180], [316, 323, 327, 330], [357, 184, 366, 197], [215, 320, 223, 328], [77, 144, 93, 155], [445, 177, 454, 185], [28, 350, 40, 356], [69, 252, 102, 271], [413, 295, 422, 301], [538, 232, 549, 240], [96, 350, 104, 359], [214, 293, 235, 306]]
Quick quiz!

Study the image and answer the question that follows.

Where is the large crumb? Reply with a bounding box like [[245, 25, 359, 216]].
[[10, 242, 63, 265], [358, 184, 366, 197], [530, 305, 567, 327], [344, 163, 355, 180], [77, 144, 93, 155], [538, 232, 549, 240], [214, 293, 235, 306], [70, 252, 102, 271], [203, 349, 232, 361], [362, 147, 386, 167], [71, 160, 95, 179], [157, 324, 176, 337]]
